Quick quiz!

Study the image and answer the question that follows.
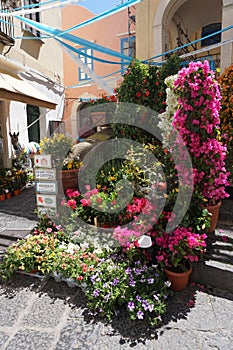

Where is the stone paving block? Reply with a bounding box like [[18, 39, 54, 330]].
[[0, 290, 30, 326], [21, 294, 67, 327], [4, 329, 54, 350], [0, 331, 9, 348], [200, 330, 233, 350], [155, 329, 201, 349]]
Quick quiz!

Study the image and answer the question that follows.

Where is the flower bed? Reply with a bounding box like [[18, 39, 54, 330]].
[[0, 59, 230, 326]]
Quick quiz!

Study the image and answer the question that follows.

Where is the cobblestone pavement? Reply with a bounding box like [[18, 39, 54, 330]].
[[0, 275, 232, 350], [0, 188, 232, 349]]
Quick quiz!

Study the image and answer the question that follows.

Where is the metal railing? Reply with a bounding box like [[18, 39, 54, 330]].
[[0, 1, 14, 44]]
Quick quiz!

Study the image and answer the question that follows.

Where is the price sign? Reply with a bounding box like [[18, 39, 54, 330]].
[[34, 168, 56, 181]]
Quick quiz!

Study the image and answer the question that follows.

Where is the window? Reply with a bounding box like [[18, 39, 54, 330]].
[[49, 121, 65, 136], [23, 0, 41, 38], [201, 23, 221, 47], [78, 48, 93, 81], [120, 36, 136, 72]]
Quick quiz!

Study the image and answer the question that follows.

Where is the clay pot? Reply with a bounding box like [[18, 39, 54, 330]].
[[164, 264, 192, 291], [206, 201, 221, 233]]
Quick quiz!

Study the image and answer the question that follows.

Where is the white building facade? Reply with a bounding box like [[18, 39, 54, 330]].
[[0, 1, 64, 168]]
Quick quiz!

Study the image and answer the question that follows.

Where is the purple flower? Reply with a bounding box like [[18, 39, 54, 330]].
[[125, 267, 132, 274], [142, 300, 149, 311], [129, 279, 136, 287], [148, 304, 154, 312], [147, 278, 154, 284], [128, 302, 135, 311], [136, 295, 142, 302], [137, 310, 144, 320], [111, 278, 119, 286], [93, 289, 99, 297]]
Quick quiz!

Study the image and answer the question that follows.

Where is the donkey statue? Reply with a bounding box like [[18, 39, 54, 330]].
[[9, 132, 40, 168]]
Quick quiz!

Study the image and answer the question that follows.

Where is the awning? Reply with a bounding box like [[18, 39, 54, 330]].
[[0, 71, 57, 109]]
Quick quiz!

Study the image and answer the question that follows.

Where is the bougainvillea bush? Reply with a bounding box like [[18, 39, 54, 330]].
[[171, 60, 229, 205], [218, 64, 233, 182]]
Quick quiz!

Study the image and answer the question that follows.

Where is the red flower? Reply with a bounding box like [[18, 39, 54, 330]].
[[76, 276, 83, 281], [136, 92, 141, 98]]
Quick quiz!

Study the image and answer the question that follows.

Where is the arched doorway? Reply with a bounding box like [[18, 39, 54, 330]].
[[153, 0, 222, 67]]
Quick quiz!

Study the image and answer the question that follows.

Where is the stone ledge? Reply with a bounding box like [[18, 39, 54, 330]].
[[191, 261, 233, 294]]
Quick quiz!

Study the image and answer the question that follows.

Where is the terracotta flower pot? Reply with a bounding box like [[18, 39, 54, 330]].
[[57, 169, 79, 193], [13, 189, 21, 196], [164, 264, 192, 291], [206, 201, 221, 233], [6, 192, 12, 199], [0, 194, 5, 201]]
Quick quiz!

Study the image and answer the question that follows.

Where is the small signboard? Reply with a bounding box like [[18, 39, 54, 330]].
[[34, 168, 56, 181], [37, 207, 57, 216], [34, 154, 52, 168], [36, 182, 57, 194], [36, 194, 57, 208]]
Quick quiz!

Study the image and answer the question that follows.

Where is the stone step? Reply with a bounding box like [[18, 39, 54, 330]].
[[0, 230, 30, 255], [191, 226, 233, 293]]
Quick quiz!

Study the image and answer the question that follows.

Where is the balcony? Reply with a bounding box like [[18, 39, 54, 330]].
[[0, 0, 15, 46]]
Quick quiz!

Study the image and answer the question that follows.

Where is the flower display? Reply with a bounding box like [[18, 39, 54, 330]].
[[218, 64, 233, 182], [152, 226, 207, 272], [84, 248, 170, 325], [56, 243, 101, 281], [0, 234, 60, 281], [40, 133, 82, 170], [171, 60, 229, 204]]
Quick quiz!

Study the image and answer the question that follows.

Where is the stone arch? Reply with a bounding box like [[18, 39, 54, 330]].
[[153, 0, 188, 60], [153, 0, 224, 61]]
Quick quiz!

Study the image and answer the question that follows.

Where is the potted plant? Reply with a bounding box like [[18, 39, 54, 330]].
[[0, 185, 5, 201], [153, 226, 207, 290], [0, 234, 60, 281]]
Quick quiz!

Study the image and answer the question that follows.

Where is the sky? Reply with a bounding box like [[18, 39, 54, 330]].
[[80, 0, 124, 14]]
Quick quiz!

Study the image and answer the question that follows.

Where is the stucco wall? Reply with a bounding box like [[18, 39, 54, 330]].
[[136, 0, 233, 70]]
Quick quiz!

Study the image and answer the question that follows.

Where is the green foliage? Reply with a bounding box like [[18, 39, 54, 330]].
[[0, 234, 60, 281], [84, 247, 170, 325]]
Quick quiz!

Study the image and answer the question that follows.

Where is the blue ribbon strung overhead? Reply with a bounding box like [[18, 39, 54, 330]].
[[55, 38, 132, 66], [58, 0, 142, 37], [16, 15, 132, 61]]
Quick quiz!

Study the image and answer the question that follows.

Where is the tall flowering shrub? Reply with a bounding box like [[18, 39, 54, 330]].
[[172, 60, 229, 204], [218, 64, 233, 182]]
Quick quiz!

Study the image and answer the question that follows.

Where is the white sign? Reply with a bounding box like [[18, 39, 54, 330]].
[[36, 182, 57, 194], [34, 168, 56, 181], [37, 207, 57, 216], [36, 194, 57, 208], [34, 154, 52, 168]]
